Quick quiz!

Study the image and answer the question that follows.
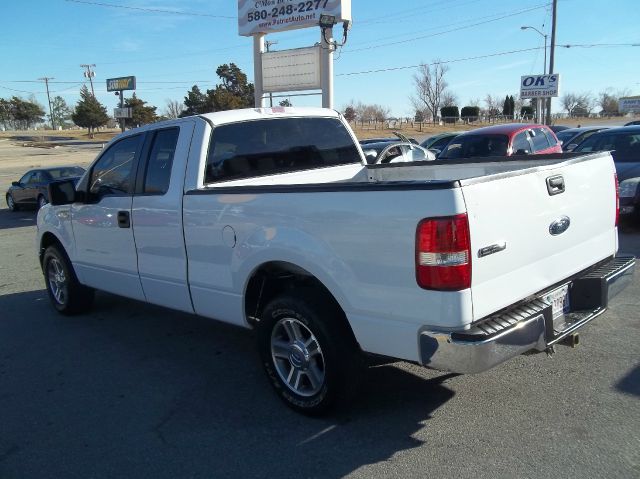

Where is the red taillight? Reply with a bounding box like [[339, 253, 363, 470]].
[[614, 173, 619, 227], [416, 213, 471, 291]]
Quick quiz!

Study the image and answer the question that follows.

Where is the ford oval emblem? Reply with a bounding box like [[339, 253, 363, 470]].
[[549, 216, 571, 236]]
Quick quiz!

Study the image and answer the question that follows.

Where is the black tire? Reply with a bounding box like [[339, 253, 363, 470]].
[[37, 194, 48, 211], [257, 289, 362, 415], [6, 193, 19, 211], [43, 245, 94, 315]]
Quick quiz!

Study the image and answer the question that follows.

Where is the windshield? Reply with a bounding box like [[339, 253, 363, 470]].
[[440, 134, 509, 159], [47, 167, 86, 178], [574, 132, 640, 163]]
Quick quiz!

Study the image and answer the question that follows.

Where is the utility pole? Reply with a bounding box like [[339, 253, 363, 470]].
[[265, 40, 278, 107], [80, 64, 96, 97], [38, 77, 55, 130], [546, 0, 557, 126]]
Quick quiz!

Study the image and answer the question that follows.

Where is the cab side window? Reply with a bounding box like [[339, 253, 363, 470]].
[[143, 128, 179, 194], [89, 135, 143, 196]]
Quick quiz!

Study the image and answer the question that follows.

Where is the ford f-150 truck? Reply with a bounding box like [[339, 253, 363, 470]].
[[37, 107, 635, 414]]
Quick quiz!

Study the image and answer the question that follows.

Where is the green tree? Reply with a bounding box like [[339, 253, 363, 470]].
[[10, 96, 45, 129], [509, 95, 515, 116], [49, 96, 71, 129], [344, 106, 357, 122], [0, 98, 11, 130], [181, 85, 208, 117], [208, 63, 255, 111], [71, 85, 109, 138], [124, 93, 158, 127], [502, 95, 510, 116]]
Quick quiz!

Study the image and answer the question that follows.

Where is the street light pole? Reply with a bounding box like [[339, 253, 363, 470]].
[[521, 26, 548, 124], [546, 0, 558, 126]]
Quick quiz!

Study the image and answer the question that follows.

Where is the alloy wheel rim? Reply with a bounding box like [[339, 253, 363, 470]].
[[39, 196, 46, 208], [271, 317, 325, 397], [7, 195, 14, 209], [47, 258, 67, 305]]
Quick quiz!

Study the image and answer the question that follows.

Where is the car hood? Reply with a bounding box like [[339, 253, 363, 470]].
[[615, 162, 640, 182]]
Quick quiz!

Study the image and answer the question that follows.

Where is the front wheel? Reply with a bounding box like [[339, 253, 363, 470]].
[[257, 290, 362, 415], [6, 193, 18, 211], [43, 245, 94, 315], [37, 195, 48, 210]]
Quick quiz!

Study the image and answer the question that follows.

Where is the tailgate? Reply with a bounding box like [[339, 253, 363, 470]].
[[462, 153, 618, 321]]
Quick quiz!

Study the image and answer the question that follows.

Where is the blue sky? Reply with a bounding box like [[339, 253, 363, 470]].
[[1, 0, 638, 118]]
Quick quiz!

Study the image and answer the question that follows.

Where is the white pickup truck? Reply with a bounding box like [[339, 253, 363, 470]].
[[37, 107, 634, 414]]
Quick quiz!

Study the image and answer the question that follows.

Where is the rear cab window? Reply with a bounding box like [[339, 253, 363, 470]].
[[204, 117, 361, 184]]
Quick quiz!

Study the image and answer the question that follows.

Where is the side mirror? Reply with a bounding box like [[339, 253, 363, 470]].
[[565, 143, 578, 152], [429, 148, 441, 157], [49, 179, 80, 206], [11, 181, 20, 187], [515, 149, 530, 155], [364, 150, 378, 164]]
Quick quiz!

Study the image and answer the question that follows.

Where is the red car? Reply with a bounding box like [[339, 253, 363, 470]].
[[438, 123, 562, 159]]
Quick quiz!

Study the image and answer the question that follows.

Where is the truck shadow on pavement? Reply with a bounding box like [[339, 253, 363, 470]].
[[0, 208, 36, 230], [615, 364, 640, 397], [0, 289, 455, 478]]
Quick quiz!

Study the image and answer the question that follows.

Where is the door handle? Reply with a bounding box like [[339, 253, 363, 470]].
[[117, 211, 130, 228], [546, 175, 565, 195]]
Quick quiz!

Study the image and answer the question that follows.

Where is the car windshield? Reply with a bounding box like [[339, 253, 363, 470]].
[[46, 167, 86, 178], [574, 132, 640, 163], [439, 134, 509, 159]]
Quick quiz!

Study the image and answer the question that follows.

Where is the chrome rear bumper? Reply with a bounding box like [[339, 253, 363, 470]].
[[419, 255, 635, 374]]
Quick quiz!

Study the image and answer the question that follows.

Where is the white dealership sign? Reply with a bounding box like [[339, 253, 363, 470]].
[[520, 74, 561, 98], [113, 107, 132, 118], [238, 0, 351, 36], [262, 46, 321, 92], [619, 96, 640, 113]]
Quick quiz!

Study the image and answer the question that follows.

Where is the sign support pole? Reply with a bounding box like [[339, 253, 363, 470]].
[[119, 90, 125, 133], [253, 33, 266, 108], [320, 26, 334, 109]]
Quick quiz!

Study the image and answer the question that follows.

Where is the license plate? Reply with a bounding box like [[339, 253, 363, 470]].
[[544, 284, 570, 320]]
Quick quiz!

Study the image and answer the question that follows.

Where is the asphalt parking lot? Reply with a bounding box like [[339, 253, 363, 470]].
[[1, 143, 639, 479]]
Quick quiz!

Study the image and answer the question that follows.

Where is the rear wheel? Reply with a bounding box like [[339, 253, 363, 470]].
[[6, 193, 18, 211], [43, 245, 94, 315], [257, 289, 362, 415]]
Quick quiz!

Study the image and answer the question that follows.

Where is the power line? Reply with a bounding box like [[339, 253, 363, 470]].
[[336, 43, 638, 77], [65, 0, 235, 19], [343, 3, 551, 53], [352, 3, 553, 48]]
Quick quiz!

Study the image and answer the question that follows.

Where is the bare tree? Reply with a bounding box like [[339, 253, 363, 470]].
[[561, 92, 593, 117], [468, 98, 481, 108], [411, 61, 449, 122], [561, 93, 580, 117], [163, 99, 185, 119], [441, 91, 458, 107], [484, 94, 501, 116]]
